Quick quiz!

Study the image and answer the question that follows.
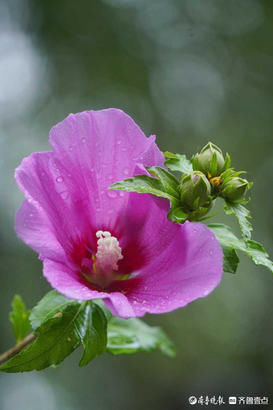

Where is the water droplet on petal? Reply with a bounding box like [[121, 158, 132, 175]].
[[119, 192, 125, 197], [121, 147, 127, 152], [56, 176, 63, 183], [60, 191, 69, 200], [68, 146, 73, 152], [123, 168, 129, 175], [117, 140, 121, 145], [107, 191, 117, 199], [81, 137, 86, 143]]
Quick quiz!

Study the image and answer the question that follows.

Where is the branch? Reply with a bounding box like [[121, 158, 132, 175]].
[[0, 333, 36, 365]]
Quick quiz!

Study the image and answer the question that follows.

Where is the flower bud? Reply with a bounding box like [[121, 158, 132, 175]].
[[192, 142, 228, 177], [221, 177, 249, 202], [188, 199, 215, 221], [180, 171, 211, 211]]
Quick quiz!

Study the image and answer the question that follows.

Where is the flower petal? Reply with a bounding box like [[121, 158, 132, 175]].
[[112, 221, 223, 317], [15, 109, 163, 256], [15, 200, 66, 261], [15, 151, 85, 256], [48, 108, 164, 230], [43, 259, 135, 317], [117, 192, 177, 274]]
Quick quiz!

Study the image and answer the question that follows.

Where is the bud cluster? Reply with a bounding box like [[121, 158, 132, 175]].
[[192, 142, 251, 202], [178, 142, 251, 220]]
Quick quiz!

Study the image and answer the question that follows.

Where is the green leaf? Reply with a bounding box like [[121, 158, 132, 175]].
[[245, 240, 273, 273], [222, 245, 240, 273], [9, 295, 31, 343], [208, 223, 273, 274], [78, 302, 107, 367], [93, 299, 113, 321], [164, 151, 193, 174], [109, 174, 178, 202], [107, 317, 175, 357], [30, 290, 78, 330], [0, 301, 108, 372], [224, 203, 252, 240], [1, 303, 83, 372], [147, 166, 180, 197]]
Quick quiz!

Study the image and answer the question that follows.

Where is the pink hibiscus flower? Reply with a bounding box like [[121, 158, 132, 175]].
[[15, 109, 222, 318]]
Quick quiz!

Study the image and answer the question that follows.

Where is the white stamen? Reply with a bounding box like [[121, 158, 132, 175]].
[[95, 231, 123, 273]]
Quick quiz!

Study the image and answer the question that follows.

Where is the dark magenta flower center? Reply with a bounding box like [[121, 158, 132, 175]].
[[79, 230, 130, 290]]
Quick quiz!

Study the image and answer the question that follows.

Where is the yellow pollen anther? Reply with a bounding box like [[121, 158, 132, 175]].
[[210, 176, 221, 187]]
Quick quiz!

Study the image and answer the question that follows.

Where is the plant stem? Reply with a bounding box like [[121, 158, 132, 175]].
[[0, 333, 35, 365]]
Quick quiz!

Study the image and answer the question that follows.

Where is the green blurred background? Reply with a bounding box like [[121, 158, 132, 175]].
[[0, 0, 272, 408]]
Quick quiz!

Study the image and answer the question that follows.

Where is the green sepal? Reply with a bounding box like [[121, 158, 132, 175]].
[[107, 317, 176, 357], [167, 203, 188, 223], [209, 152, 218, 176], [9, 295, 31, 343], [192, 196, 200, 209], [208, 223, 273, 274], [187, 202, 214, 221], [163, 151, 193, 174], [220, 169, 246, 183], [223, 153, 231, 171]]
